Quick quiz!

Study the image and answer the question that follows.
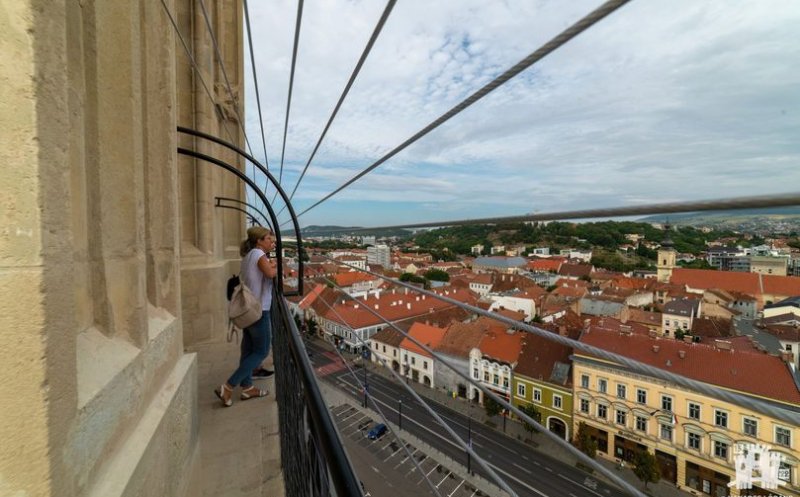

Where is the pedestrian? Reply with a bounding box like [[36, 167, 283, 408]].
[[215, 226, 277, 407]]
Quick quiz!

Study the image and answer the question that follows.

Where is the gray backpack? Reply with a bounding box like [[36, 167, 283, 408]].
[[228, 279, 262, 329]]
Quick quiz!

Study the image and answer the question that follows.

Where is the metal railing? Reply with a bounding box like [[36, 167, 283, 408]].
[[272, 289, 365, 497]]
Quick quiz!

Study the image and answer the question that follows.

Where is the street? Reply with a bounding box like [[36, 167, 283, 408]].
[[306, 338, 623, 497]]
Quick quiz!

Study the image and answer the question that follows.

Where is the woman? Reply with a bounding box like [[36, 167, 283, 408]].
[[215, 226, 277, 407]]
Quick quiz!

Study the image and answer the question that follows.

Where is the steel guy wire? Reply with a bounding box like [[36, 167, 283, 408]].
[[316, 315, 445, 497], [316, 255, 800, 428], [291, 0, 631, 222], [243, 0, 271, 196], [299, 191, 800, 234], [313, 279, 519, 497], [160, 0, 240, 152], [274, 0, 305, 202], [278, 0, 398, 217], [197, 0, 255, 158]]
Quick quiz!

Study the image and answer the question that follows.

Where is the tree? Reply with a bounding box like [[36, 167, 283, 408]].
[[399, 272, 426, 285], [633, 451, 660, 489], [674, 330, 685, 341], [519, 404, 541, 435], [305, 317, 318, 337], [424, 268, 450, 282], [483, 396, 503, 418], [575, 422, 597, 459]]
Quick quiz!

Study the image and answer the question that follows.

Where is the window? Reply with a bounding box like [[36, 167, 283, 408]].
[[665, 319, 670, 326], [598, 379, 607, 394], [616, 410, 627, 426], [473, 368, 479, 380], [581, 374, 589, 388], [635, 416, 647, 432], [787, 344, 793, 351], [493, 374, 499, 385], [533, 389, 542, 402], [714, 410, 728, 428], [580, 399, 590, 413], [660, 424, 673, 442], [687, 433, 701, 451], [617, 384, 627, 399], [661, 395, 673, 412], [597, 404, 607, 419], [393, 349, 397, 357], [503, 377, 509, 388], [636, 389, 647, 405], [483, 372, 489, 382], [411, 357, 416, 365], [688, 402, 701, 421], [743, 418, 758, 437], [382, 345, 386, 352], [553, 395, 563, 409], [517, 383, 526, 397], [776, 426, 792, 447], [423, 360, 428, 370], [714, 441, 729, 459]]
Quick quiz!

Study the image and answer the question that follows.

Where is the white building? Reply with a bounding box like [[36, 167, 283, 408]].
[[367, 244, 391, 268]]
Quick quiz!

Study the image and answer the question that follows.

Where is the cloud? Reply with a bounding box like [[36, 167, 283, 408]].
[[243, 0, 800, 227]]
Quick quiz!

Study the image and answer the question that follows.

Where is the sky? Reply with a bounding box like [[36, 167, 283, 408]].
[[241, 0, 800, 230]]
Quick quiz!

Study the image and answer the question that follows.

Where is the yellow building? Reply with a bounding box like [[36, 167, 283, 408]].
[[574, 329, 800, 497]]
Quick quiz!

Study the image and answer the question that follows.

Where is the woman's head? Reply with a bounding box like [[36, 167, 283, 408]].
[[240, 226, 275, 256]]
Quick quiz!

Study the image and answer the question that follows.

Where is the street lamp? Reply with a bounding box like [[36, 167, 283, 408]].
[[398, 399, 403, 431], [363, 362, 368, 408], [467, 413, 472, 475]]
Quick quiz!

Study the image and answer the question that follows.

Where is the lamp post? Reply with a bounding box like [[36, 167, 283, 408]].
[[398, 399, 403, 431], [363, 360, 368, 408]]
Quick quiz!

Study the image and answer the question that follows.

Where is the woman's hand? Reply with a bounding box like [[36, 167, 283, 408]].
[[258, 255, 278, 279]]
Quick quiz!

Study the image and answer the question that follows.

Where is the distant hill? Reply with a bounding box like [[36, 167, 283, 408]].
[[301, 225, 412, 238], [639, 206, 800, 228]]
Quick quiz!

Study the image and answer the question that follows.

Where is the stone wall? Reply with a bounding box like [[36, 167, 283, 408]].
[[0, 1, 244, 496]]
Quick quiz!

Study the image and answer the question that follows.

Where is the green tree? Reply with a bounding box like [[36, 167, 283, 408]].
[[399, 272, 426, 284], [633, 451, 661, 489], [305, 317, 318, 337], [519, 404, 541, 435], [483, 396, 503, 418], [575, 422, 597, 459], [424, 268, 450, 282]]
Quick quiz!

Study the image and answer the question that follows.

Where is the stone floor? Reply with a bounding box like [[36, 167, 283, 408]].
[[189, 340, 284, 497]]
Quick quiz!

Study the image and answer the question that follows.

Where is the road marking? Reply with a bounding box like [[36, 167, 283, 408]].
[[533, 461, 541, 466], [393, 448, 418, 470], [513, 463, 533, 475], [557, 473, 605, 497], [382, 446, 402, 462], [448, 480, 464, 497], [545, 467, 553, 473], [435, 471, 451, 488], [339, 410, 360, 423], [470, 490, 478, 497], [371, 466, 379, 473], [569, 493, 578, 497]]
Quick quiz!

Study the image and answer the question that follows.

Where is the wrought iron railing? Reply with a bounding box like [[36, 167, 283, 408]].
[[272, 289, 365, 497]]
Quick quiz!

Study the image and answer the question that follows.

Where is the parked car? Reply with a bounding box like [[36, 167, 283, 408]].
[[367, 423, 387, 440]]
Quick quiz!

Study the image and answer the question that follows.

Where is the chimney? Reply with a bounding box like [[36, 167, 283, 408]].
[[374, 304, 379, 310], [683, 335, 693, 344], [678, 350, 686, 359], [422, 295, 426, 300], [558, 326, 567, 337], [652, 345, 660, 353], [407, 303, 411, 310], [666, 359, 672, 367], [416, 296, 420, 301]]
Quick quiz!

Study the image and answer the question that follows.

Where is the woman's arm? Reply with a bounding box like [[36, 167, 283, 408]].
[[257, 254, 278, 279]]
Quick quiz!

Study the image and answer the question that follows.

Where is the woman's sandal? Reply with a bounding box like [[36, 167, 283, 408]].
[[214, 384, 233, 407], [240, 386, 269, 400]]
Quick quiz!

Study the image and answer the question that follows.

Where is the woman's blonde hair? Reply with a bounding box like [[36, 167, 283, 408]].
[[240, 226, 272, 257]]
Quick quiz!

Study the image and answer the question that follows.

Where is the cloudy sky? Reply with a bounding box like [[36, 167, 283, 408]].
[[242, 0, 800, 229]]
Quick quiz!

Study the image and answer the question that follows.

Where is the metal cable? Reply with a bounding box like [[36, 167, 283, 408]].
[[292, 0, 631, 220], [243, 0, 271, 195], [278, 0, 398, 216], [298, 191, 800, 234], [320, 320, 446, 497], [160, 0, 239, 148], [314, 283, 519, 497], [315, 255, 800, 428], [275, 0, 305, 197], [197, 0, 255, 157]]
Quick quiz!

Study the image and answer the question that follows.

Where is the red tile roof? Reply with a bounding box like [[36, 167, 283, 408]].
[[762, 274, 800, 297], [559, 263, 593, 278], [479, 329, 524, 365], [334, 271, 379, 287], [528, 258, 563, 272], [626, 308, 662, 327], [514, 331, 573, 386], [436, 320, 492, 358], [400, 322, 448, 358], [578, 329, 800, 405], [671, 268, 761, 295]]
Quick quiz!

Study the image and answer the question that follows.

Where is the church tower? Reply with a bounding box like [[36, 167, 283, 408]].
[[657, 222, 677, 283]]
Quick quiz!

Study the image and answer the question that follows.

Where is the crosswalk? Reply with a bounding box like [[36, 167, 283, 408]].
[[314, 351, 348, 376]]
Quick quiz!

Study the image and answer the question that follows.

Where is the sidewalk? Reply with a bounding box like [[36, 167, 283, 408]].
[[342, 344, 692, 497], [188, 340, 284, 497]]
